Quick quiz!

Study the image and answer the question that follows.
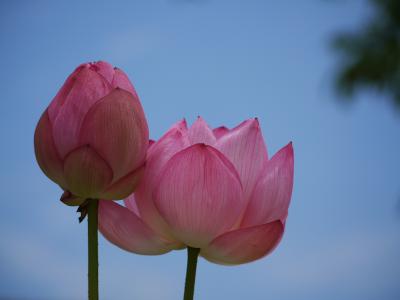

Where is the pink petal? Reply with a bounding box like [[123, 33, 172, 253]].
[[201, 221, 284, 265], [63, 146, 113, 199], [166, 118, 188, 132], [215, 118, 268, 202], [47, 64, 86, 123], [79, 88, 149, 181], [112, 68, 138, 97], [89, 61, 115, 83], [188, 117, 216, 145], [148, 121, 189, 159], [134, 120, 190, 240], [154, 144, 245, 248], [51, 67, 113, 158], [100, 164, 145, 200], [213, 126, 229, 139], [241, 142, 294, 227], [34, 110, 66, 188], [99, 201, 178, 255]]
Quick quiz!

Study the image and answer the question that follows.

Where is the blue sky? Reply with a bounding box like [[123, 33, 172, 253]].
[[1, 0, 400, 299]]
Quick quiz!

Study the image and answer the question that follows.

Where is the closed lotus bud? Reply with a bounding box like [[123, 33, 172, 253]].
[[34, 61, 149, 202]]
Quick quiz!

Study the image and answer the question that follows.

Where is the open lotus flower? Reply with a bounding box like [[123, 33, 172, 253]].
[[34, 61, 149, 202], [99, 117, 293, 265]]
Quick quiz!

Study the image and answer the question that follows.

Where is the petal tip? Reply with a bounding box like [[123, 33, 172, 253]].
[[282, 142, 294, 157], [233, 118, 261, 132], [178, 118, 188, 130], [194, 115, 207, 124], [248, 117, 260, 128]]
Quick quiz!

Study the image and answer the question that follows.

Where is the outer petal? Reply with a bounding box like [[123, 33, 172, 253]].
[[188, 117, 216, 145], [215, 118, 268, 202], [79, 88, 149, 181], [213, 126, 229, 139], [99, 201, 177, 255], [154, 144, 245, 248], [134, 120, 189, 240], [51, 67, 113, 157], [201, 221, 284, 265], [63, 146, 113, 199], [112, 68, 138, 97], [241, 142, 294, 227], [34, 110, 66, 188], [100, 164, 145, 200]]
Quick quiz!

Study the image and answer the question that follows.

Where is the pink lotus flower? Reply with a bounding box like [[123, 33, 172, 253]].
[[99, 117, 293, 265], [34, 61, 149, 201]]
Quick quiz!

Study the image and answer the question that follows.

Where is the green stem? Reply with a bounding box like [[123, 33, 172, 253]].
[[87, 199, 99, 300], [183, 247, 200, 300]]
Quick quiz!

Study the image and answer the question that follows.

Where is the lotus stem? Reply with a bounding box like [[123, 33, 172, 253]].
[[183, 247, 200, 300], [88, 199, 99, 300]]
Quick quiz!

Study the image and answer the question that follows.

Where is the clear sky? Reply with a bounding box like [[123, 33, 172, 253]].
[[1, 0, 399, 299]]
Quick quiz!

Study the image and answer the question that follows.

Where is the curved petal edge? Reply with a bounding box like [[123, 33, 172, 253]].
[[241, 142, 294, 227], [99, 201, 177, 255], [201, 220, 284, 265], [34, 110, 66, 188]]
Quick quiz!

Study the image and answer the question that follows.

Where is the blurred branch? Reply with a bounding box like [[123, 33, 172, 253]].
[[332, 0, 400, 109]]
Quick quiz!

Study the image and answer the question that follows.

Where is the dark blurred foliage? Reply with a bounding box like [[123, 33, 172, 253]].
[[333, 0, 400, 108]]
